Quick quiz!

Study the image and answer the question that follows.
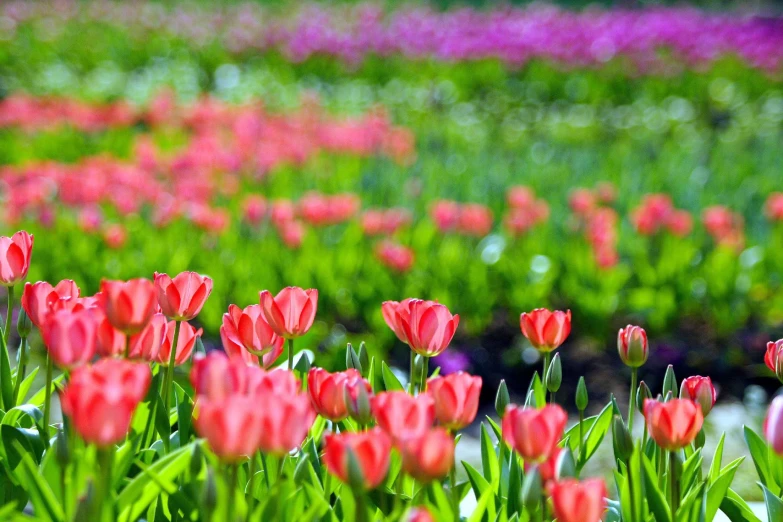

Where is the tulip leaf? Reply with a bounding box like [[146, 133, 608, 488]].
[[175, 384, 192, 445], [27, 374, 64, 409], [762, 484, 783, 522], [480, 424, 499, 487], [1, 425, 43, 468], [0, 340, 14, 410], [709, 433, 726, 482], [506, 452, 521, 517], [485, 416, 502, 442], [675, 481, 704, 522], [563, 414, 600, 455], [467, 486, 495, 522], [428, 481, 454, 521], [719, 489, 762, 522], [153, 391, 171, 451], [463, 461, 492, 500], [381, 361, 404, 392], [578, 401, 613, 469], [10, 441, 64, 522], [680, 449, 703, 493], [14, 367, 38, 404], [743, 425, 778, 493], [642, 453, 672, 522], [705, 457, 743, 522], [302, 483, 332, 520]]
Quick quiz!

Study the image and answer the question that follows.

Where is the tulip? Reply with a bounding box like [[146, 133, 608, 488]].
[[381, 298, 416, 344], [100, 278, 157, 334], [382, 299, 459, 357], [680, 376, 717, 416], [527, 446, 561, 485], [194, 396, 263, 462], [0, 231, 33, 286], [519, 308, 571, 352], [323, 428, 391, 490], [21, 279, 80, 329], [617, 325, 648, 368], [255, 393, 315, 456], [427, 371, 482, 430], [308, 368, 370, 422], [191, 351, 248, 401], [406, 508, 435, 522], [259, 287, 318, 339], [550, 478, 607, 522], [399, 428, 454, 482], [643, 399, 703, 451], [95, 309, 127, 357], [60, 359, 150, 447], [246, 368, 300, 396], [128, 313, 168, 361], [43, 309, 98, 369], [345, 378, 374, 425], [502, 404, 567, 463], [764, 396, 783, 455], [157, 320, 202, 366], [372, 391, 435, 441], [765, 339, 783, 382], [154, 271, 213, 321], [220, 303, 284, 368], [375, 241, 415, 273]]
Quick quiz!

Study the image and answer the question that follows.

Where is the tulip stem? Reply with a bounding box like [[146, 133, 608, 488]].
[[408, 352, 416, 394], [12, 336, 28, 404], [450, 462, 459, 520], [669, 451, 680, 515], [226, 464, 238, 522], [3, 285, 13, 346], [162, 320, 182, 412], [324, 471, 331, 505], [354, 490, 369, 522], [123, 334, 131, 359], [259, 453, 271, 490], [578, 408, 585, 466], [628, 367, 637, 434], [626, 456, 637, 522], [287, 338, 295, 371], [94, 447, 115, 522], [419, 356, 429, 394], [542, 352, 551, 402], [247, 457, 256, 519], [43, 353, 53, 435]]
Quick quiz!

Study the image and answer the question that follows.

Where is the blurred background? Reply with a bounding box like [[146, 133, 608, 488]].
[[1, 2, 783, 493]]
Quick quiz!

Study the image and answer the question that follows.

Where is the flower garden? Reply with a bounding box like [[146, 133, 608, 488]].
[[1, 1, 783, 521]]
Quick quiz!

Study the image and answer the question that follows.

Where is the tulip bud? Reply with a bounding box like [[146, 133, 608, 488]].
[[194, 335, 205, 356], [617, 325, 648, 368], [546, 353, 562, 393], [521, 467, 542, 512], [55, 428, 70, 468], [17, 309, 32, 338], [358, 342, 369, 377], [294, 455, 311, 484], [346, 343, 362, 374], [636, 381, 651, 414], [346, 447, 366, 491], [612, 415, 634, 462], [680, 376, 717, 417], [294, 352, 312, 375], [662, 365, 677, 399], [575, 377, 588, 411], [190, 443, 203, 477], [204, 465, 218, 514], [556, 448, 576, 480], [495, 379, 510, 418], [345, 382, 373, 426], [664, 391, 673, 403]]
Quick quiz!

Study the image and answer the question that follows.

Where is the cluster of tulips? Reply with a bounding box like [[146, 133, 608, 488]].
[[0, 226, 782, 522]]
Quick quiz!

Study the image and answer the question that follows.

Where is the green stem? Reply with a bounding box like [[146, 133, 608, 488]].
[[354, 490, 369, 522], [43, 353, 53, 434], [324, 471, 332, 505], [12, 336, 28, 403], [542, 351, 551, 403], [226, 464, 238, 522], [419, 356, 429, 394], [628, 367, 638, 434], [626, 457, 637, 522], [247, 456, 256, 520], [669, 451, 680, 515], [450, 461, 459, 521], [162, 320, 181, 411], [4, 285, 13, 346], [408, 352, 416, 394], [260, 453, 271, 490], [123, 334, 131, 359], [578, 409, 585, 466], [94, 447, 115, 522], [287, 338, 295, 371]]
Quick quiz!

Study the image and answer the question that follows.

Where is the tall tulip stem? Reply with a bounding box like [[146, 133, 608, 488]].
[[3, 285, 14, 346], [163, 320, 182, 412], [287, 338, 295, 371], [123, 334, 131, 359], [578, 408, 585, 464], [450, 462, 459, 520], [247, 456, 256, 518], [226, 464, 238, 522], [669, 451, 680, 514], [94, 447, 114, 522], [12, 336, 28, 404], [43, 353, 53, 434], [354, 490, 369, 522], [419, 356, 429, 394], [628, 367, 637, 433], [542, 351, 552, 402], [408, 352, 416, 394]]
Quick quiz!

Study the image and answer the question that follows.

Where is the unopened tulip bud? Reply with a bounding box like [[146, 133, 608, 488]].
[[680, 376, 717, 417], [521, 467, 542, 512], [663, 365, 677, 399], [294, 352, 312, 375], [346, 343, 362, 374], [556, 448, 576, 480], [190, 444, 203, 477], [612, 415, 634, 462], [495, 380, 510, 418], [546, 353, 562, 393], [17, 309, 32, 338], [194, 336, 205, 356], [204, 466, 218, 514], [664, 391, 673, 402], [345, 382, 373, 425], [636, 381, 651, 414], [358, 342, 369, 377], [55, 428, 70, 468], [346, 447, 366, 491], [575, 377, 588, 411], [294, 456, 310, 484], [617, 325, 648, 368]]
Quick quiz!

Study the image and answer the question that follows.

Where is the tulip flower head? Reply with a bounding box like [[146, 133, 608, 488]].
[[766, 339, 783, 382], [643, 399, 703, 451], [519, 308, 571, 352], [256, 393, 315, 456], [0, 230, 33, 286], [21, 279, 80, 329], [550, 478, 607, 522], [680, 376, 717, 416], [381, 299, 459, 357], [764, 396, 783, 456], [308, 368, 371, 422], [128, 313, 168, 361], [259, 286, 318, 339], [195, 395, 264, 462], [191, 351, 249, 401], [323, 428, 391, 490], [100, 278, 157, 334], [220, 303, 284, 368], [154, 271, 213, 321], [427, 371, 482, 430], [43, 308, 98, 369], [617, 324, 648, 367], [502, 404, 567, 463], [157, 320, 203, 366], [372, 391, 435, 442], [399, 428, 455, 482], [406, 508, 436, 522]]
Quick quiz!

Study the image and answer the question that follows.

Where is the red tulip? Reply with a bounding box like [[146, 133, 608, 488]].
[[43, 309, 98, 369], [154, 271, 213, 321], [502, 404, 567, 463], [220, 303, 284, 368], [95, 309, 126, 357], [375, 241, 415, 273], [427, 371, 482, 430], [617, 325, 648, 367], [246, 368, 300, 397], [191, 351, 249, 401], [345, 377, 375, 425], [680, 376, 717, 416], [766, 193, 783, 222], [128, 313, 168, 361], [457, 203, 493, 237], [259, 287, 318, 339], [308, 368, 371, 422], [550, 478, 607, 522], [765, 339, 783, 380], [0, 231, 33, 286], [399, 428, 454, 482], [372, 391, 435, 441], [529, 446, 562, 485], [764, 396, 783, 455], [643, 399, 703, 451], [323, 428, 391, 490], [430, 200, 460, 232], [255, 393, 315, 456], [194, 396, 264, 462], [156, 320, 202, 366], [100, 278, 157, 334], [397, 299, 459, 356], [60, 359, 150, 447], [381, 298, 416, 344], [519, 308, 571, 352], [406, 508, 436, 522], [21, 279, 80, 328]]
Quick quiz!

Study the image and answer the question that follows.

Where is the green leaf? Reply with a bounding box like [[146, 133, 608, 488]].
[[153, 391, 171, 450], [762, 483, 783, 522], [14, 367, 38, 404], [705, 457, 743, 522], [175, 384, 192, 445], [0, 339, 14, 410], [485, 416, 502, 441], [579, 401, 613, 468], [506, 452, 521, 517], [1, 425, 43, 468], [719, 489, 762, 522], [743, 425, 777, 493], [709, 433, 726, 482], [642, 454, 672, 522], [675, 481, 703, 522], [429, 481, 455, 521], [680, 449, 703, 494], [528, 373, 546, 409], [480, 424, 499, 488], [468, 486, 496, 522], [10, 441, 64, 522], [27, 375, 64, 409], [381, 361, 404, 392], [463, 461, 492, 500]]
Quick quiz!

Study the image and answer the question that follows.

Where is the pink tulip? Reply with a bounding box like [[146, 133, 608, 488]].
[[427, 371, 482, 430], [259, 287, 318, 339], [0, 231, 33, 286], [220, 303, 284, 368], [157, 320, 202, 366], [100, 278, 157, 334], [154, 271, 213, 321], [21, 279, 80, 329], [43, 309, 98, 369]]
